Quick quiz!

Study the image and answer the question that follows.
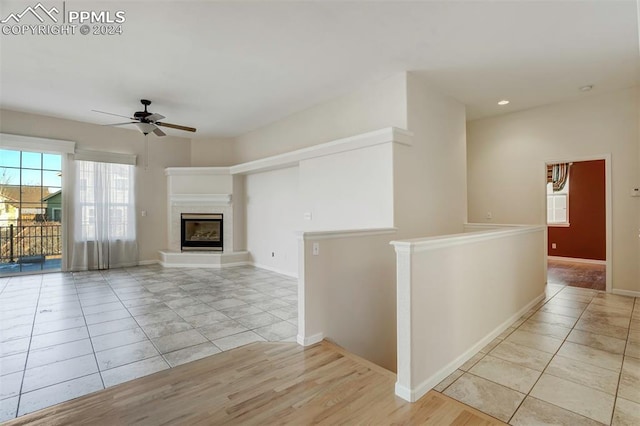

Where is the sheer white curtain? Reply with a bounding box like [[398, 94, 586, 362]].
[[69, 160, 138, 270]]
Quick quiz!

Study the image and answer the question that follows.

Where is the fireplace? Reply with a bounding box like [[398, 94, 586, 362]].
[[181, 213, 223, 251]]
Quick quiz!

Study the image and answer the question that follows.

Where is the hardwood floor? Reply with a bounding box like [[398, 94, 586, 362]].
[[5, 341, 504, 425], [547, 258, 605, 291]]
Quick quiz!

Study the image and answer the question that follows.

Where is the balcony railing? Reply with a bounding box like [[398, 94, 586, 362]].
[[0, 223, 62, 264]]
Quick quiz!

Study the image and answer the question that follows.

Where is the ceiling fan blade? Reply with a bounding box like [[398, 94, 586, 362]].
[[156, 122, 197, 132], [104, 122, 137, 126], [153, 127, 166, 137], [92, 110, 135, 120], [146, 113, 165, 122]]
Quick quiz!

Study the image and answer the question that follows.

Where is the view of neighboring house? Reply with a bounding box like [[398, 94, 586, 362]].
[[0, 185, 54, 223], [0, 186, 62, 266], [42, 190, 61, 222]]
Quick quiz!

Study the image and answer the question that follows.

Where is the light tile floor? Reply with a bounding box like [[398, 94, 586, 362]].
[[0, 265, 297, 421], [436, 284, 640, 425]]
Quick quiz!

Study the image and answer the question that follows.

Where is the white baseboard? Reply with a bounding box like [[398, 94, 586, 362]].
[[138, 260, 159, 266], [396, 291, 546, 403], [251, 262, 298, 278], [394, 383, 413, 402], [297, 332, 323, 347], [612, 289, 640, 298], [547, 256, 606, 265]]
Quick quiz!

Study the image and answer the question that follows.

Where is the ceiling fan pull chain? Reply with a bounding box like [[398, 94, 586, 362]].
[[144, 134, 149, 171]]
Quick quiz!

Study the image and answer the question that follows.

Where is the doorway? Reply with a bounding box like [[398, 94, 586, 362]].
[[0, 149, 63, 275], [545, 156, 611, 292]]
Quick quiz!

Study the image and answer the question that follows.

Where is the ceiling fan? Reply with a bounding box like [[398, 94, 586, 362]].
[[92, 99, 196, 136]]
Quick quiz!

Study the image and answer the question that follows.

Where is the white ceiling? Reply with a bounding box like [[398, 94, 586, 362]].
[[1, 1, 638, 138]]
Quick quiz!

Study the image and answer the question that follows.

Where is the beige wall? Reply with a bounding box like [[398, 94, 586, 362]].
[[0, 109, 192, 263], [190, 137, 236, 166], [233, 72, 408, 163], [395, 73, 467, 237], [299, 231, 398, 371], [467, 88, 640, 293]]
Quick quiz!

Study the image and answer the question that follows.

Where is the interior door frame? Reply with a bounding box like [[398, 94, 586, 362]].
[[543, 154, 612, 293]]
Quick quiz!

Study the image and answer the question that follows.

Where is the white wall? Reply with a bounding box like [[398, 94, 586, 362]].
[[232, 174, 246, 251], [394, 73, 467, 237], [393, 226, 546, 402], [169, 172, 233, 194], [298, 143, 394, 231], [467, 88, 640, 293], [233, 73, 408, 162], [238, 73, 408, 278], [0, 109, 192, 263], [190, 137, 236, 166], [637, 87, 640, 296], [245, 167, 301, 276]]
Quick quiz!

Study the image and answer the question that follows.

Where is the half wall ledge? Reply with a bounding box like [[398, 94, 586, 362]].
[[390, 224, 546, 402]]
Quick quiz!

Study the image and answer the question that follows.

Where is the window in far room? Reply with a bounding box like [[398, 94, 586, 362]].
[[547, 179, 569, 226]]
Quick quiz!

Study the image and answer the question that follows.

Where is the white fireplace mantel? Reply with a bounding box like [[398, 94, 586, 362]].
[[170, 194, 231, 206]]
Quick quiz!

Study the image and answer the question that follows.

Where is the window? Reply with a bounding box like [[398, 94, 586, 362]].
[[547, 180, 569, 225], [76, 161, 135, 241], [0, 149, 62, 274]]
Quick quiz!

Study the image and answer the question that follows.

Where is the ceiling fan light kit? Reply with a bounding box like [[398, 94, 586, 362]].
[[92, 99, 197, 136]]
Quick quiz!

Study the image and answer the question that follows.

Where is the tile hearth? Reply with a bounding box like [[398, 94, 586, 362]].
[[0, 265, 297, 421]]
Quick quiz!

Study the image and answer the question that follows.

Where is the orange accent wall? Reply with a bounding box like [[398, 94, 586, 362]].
[[547, 160, 605, 260]]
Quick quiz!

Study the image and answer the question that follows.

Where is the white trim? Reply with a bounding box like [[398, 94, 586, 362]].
[[231, 127, 412, 175], [250, 262, 298, 278], [0, 133, 75, 154], [138, 259, 159, 266], [394, 384, 413, 402], [296, 227, 397, 241], [159, 260, 249, 268], [165, 167, 231, 176], [463, 222, 531, 230], [391, 225, 544, 254], [158, 250, 249, 268], [543, 155, 612, 293], [74, 149, 136, 165], [548, 256, 606, 265], [296, 332, 323, 347], [169, 194, 231, 206], [396, 292, 545, 402], [612, 289, 640, 298]]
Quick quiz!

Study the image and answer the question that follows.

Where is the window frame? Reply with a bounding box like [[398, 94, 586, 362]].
[[546, 181, 570, 227]]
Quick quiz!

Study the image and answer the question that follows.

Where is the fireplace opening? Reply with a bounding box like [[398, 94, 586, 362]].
[[181, 213, 223, 251]]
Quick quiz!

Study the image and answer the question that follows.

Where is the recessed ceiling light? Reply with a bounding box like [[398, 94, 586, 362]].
[[497, 100, 510, 106], [580, 85, 594, 92]]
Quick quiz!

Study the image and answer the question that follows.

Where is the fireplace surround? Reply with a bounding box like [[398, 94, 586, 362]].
[[181, 213, 223, 251]]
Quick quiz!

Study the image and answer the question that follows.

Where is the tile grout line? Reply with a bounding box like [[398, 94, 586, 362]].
[[14, 273, 44, 418], [3, 265, 297, 419], [507, 286, 603, 424], [100, 269, 172, 377], [503, 284, 576, 424], [435, 285, 566, 399], [73, 271, 106, 391], [439, 284, 599, 423], [609, 296, 636, 425]]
